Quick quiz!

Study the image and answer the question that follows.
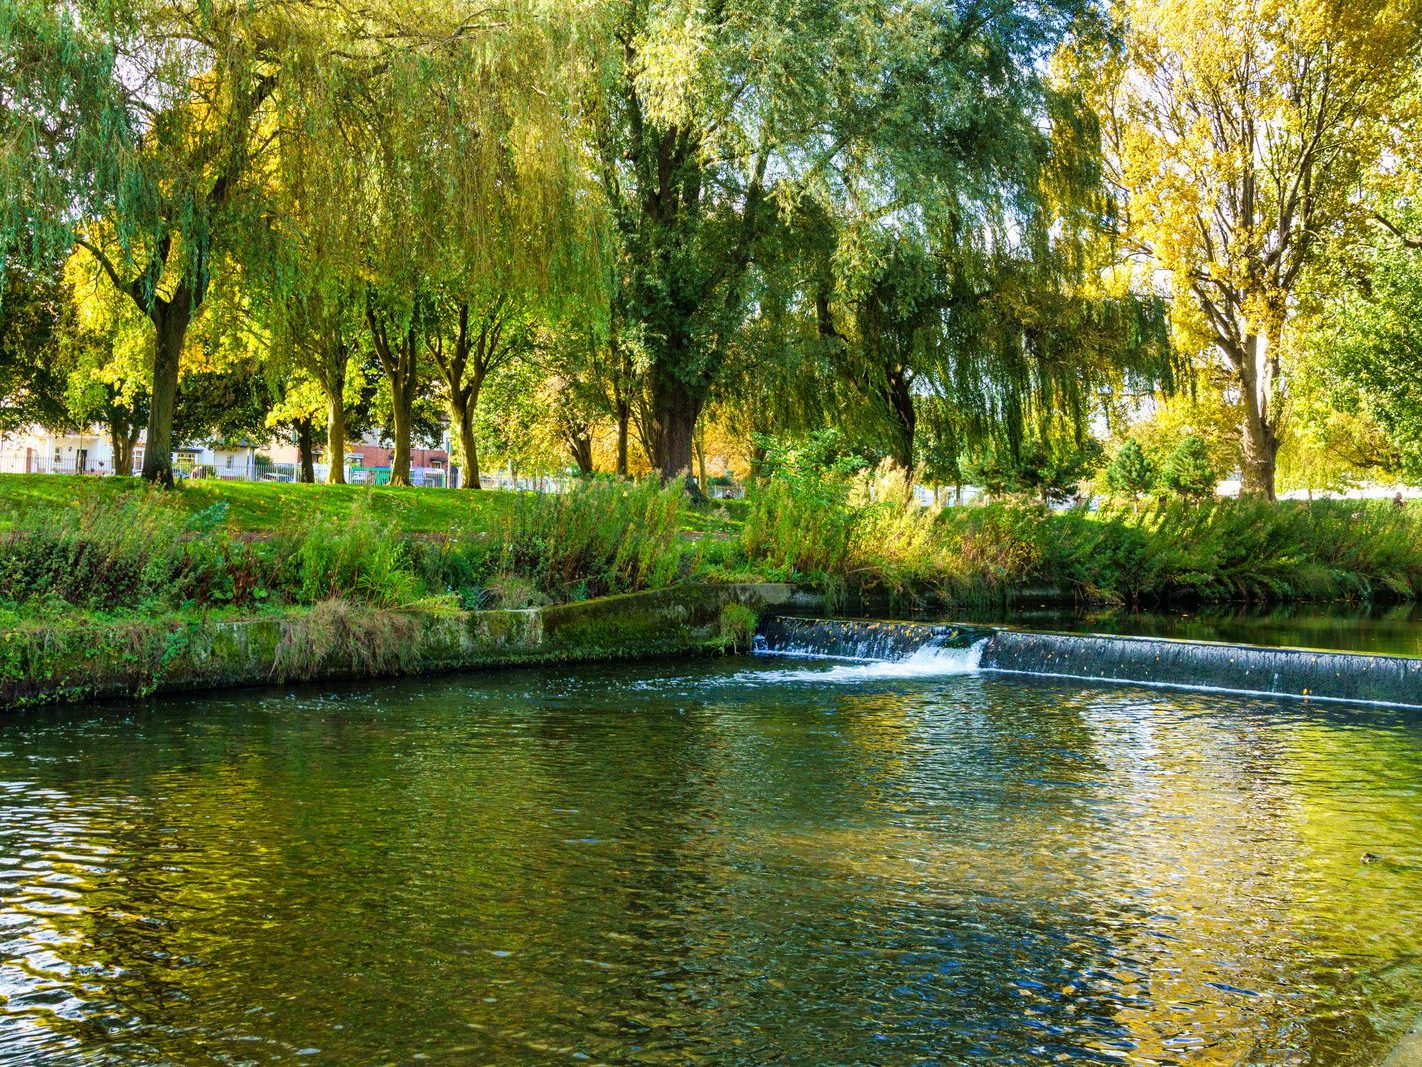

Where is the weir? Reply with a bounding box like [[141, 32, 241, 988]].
[[756, 615, 1422, 708]]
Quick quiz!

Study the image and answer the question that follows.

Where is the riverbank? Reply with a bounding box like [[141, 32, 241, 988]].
[[1, 584, 802, 707], [5, 475, 1422, 711], [7, 475, 1422, 611]]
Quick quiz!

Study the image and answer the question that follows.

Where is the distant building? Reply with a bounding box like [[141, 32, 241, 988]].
[[0, 427, 120, 475], [2, 426, 272, 479]]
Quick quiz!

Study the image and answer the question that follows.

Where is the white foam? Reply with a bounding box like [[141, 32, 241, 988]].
[[744, 639, 987, 684]]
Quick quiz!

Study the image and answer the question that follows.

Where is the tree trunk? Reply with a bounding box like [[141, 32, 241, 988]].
[[693, 425, 708, 494], [649, 371, 703, 495], [325, 391, 347, 484], [389, 377, 413, 486], [615, 399, 630, 478], [1238, 333, 1278, 501], [569, 428, 594, 475], [884, 367, 916, 473], [140, 302, 191, 488], [108, 418, 135, 477], [295, 419, 316, 483], [452, 397, 480, 490], [750, 436, 768, 482], [124, 420, 140, 475]]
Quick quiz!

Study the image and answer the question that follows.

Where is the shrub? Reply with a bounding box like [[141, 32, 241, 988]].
[[741, 470, 856, 580], [1104, 440, 1155, 501], [495, 477, 685, 600], [0, 493, 283, 613], [296, 503, 424, 607]]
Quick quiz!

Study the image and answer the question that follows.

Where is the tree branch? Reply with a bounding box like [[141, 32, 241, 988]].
[[1373, 211, 1422, 249]]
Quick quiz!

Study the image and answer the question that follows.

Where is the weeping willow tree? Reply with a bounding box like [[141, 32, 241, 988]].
[[2, 0, 592, 485], [319, 2, 602, 486], [583, 0, 1163, 485], [840, 13, 1180, 475], [0, 0, 309, 484]]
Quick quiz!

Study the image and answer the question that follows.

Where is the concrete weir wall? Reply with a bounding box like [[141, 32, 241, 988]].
[[758, 615, 1422, 709], [979, 630, 1422, 707], [1, 584, 803, 709]]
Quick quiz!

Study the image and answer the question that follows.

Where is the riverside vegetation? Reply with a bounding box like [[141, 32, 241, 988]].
[[4, 468, 1422, 631], [5, 469, 1422, 702]]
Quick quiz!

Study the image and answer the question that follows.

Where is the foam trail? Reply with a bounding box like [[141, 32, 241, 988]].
[[746, 639, 987, 684]]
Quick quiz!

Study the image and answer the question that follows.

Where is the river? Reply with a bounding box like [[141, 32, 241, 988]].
[[1, 657, 1419, 1063]]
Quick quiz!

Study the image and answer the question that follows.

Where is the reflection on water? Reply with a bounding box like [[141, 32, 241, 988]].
[[1, 661, 1420, 1064], [959, 601, 1422, 657]]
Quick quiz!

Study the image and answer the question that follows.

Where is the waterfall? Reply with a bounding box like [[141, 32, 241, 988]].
[[755, 616, 1422, 708], [755, 616, 988, 662]]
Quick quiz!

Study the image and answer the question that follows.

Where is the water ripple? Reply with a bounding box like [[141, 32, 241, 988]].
[[0, 662, 1418, 1063]]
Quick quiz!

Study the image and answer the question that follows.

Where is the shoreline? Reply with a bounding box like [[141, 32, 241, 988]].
[[1, 583, 810, 709]]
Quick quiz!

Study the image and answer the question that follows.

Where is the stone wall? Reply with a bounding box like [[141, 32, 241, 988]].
[[1, 584, 800, 709]]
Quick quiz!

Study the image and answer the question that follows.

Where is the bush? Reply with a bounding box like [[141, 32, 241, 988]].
[[0, 494, 284, 613], [741, 469, 856, 581], [1105, 439, 1155, 500], [296, 502, 424, 607], [495, 477, 686, 601], [736, 477, 1422, 607]]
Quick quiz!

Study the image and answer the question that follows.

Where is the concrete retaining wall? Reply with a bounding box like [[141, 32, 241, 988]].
[[1, 583, 801, 709]]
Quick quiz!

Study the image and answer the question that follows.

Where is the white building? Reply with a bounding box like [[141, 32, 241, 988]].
[[0, 427, 118, 475], [1, 426, 267, 479]]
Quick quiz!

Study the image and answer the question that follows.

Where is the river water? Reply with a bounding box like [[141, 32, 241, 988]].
[[1, 658, 1420, 1064], [958, 602, 1422, 657]]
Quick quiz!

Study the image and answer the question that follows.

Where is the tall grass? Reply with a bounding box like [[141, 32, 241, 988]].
[[297, 504, 424, 607], [4, 478, 1418, 623], [492, 477, 686, 602], [741, 473, 856, 579], [0, 481, 695, 621], [735, 468, 1422, 606], [0, 495, 288, 613]]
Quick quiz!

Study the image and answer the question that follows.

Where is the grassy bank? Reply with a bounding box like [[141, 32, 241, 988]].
[[0, 473, 516, 534], [709, 470, 1422, 607], [1, 473, 1419, 641]]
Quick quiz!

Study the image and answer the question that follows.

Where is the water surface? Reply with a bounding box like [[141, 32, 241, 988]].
[[1, 658, 1421, 1063], [956, 601, 1422, 657]]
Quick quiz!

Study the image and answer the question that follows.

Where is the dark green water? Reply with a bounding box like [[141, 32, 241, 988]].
[[2, 658, 1422, 1064], [959, 602, 1422, 657]]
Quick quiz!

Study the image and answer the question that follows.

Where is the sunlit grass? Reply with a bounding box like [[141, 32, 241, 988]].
[[0, 474, 515, 534]]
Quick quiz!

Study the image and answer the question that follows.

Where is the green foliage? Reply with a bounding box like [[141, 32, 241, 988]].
[[734, 466, 1422, 606], [718, 602, 759, 653], [0, 493, 282, 613], [1104, 439, 1155, 499], [493, 477, 686, 601], [967, 438, 1104, 504], [741, 469, 856, 582], [296, 504, 424, 608], [1159, 437, 1217, 501], [0, 256, 72, 434], [1308, 203, 1422, 481]]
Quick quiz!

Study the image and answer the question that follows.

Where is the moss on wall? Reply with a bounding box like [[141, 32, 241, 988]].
[[1, 584, 800, 709]]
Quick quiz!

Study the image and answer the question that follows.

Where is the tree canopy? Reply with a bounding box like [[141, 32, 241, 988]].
[[2, 0, 1420, 497]]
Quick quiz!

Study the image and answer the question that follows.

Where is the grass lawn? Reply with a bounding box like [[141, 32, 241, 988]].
[[0, 473, 516, 534], [0, 473, 749, 538]]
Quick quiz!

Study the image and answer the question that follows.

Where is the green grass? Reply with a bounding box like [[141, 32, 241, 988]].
[[0, 474, 516, 534], [0, 475, 704, 625], [7, 473, 1412, 621]]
